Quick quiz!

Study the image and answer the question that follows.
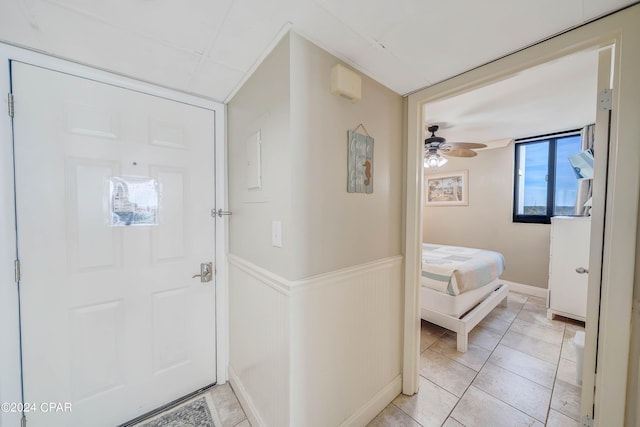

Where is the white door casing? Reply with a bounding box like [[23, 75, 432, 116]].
[[12, 61, 217, 426], [581, 46, 613, 422]]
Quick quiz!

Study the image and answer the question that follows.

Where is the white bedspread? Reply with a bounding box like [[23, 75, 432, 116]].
[[422, 243, 505, 296]]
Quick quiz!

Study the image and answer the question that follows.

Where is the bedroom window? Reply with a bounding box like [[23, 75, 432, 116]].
[[513, 131, 582, 224]]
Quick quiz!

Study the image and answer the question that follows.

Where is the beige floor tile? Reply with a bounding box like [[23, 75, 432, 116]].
[[420, 349, 477, 397], [422, 319, 448, 334], [561, 324, 585, 363], [485, 306, 520, 323], [506, 291, 529, 306], [551, 379, 581, 421], [473, 362, 552, 422], [522, 296, 547, 312], [393, 376, 458, 427], [233, 421, 252, 427], [477, 313, 513, 334], [516, 308, 566, 331], [442, 417, 465, 427], [494, 296, 526, 312], [450, 386, 543, 427], [366, 404, 421, 427], [210, 384, 248, 427], [430, 332, 492, 371], [489, 345, 557, 388], [372, 292, 584, 427], [556, 358, 582, 388], [421, 320, 447, 352], [508, 318, 565, 346], [561, 334, 578, 363], [468, 325, 504, 351], [546, 409, 580, 426], [500, 329, 562, 364]]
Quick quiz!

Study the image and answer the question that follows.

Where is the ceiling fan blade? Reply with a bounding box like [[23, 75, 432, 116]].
[[446, 142, 487, 150], [442, 148, 478, 158]]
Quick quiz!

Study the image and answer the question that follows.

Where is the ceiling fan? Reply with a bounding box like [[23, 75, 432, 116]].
[[423, 125, 487, 168]]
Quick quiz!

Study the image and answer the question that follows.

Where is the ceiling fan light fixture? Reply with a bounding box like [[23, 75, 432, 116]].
[[424, 125, 449, 168], [424, 150, 448, 168], [422, 124, 486, 165]]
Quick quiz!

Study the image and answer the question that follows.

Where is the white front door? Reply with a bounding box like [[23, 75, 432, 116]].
[[12, 61, 217, 426]]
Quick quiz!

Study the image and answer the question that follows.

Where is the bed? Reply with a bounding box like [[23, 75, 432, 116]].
[[421, 243, 509, 352]]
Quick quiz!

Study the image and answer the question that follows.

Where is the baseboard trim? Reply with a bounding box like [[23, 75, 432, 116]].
[[339, 375, 402, 427], [228, 366, 266, 427], [501, 280, 547, 298]]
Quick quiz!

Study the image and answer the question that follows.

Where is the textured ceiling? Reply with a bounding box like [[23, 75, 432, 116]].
[[0, 0, 634, 102], [423, 48, 600, 147]]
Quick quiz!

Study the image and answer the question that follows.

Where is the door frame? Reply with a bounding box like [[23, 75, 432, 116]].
[[403, 4, 640, 425], [0, 42, 229, 427]]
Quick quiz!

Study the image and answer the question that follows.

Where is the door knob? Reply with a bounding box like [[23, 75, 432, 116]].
[[192, 262, 213, 283], [575, 267, 589, 274]]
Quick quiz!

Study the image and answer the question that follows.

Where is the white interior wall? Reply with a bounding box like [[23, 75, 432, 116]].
[[289, 33, 403, 279], [227, 34, 295, 279], [227, 31, 404, 426], [422, 145, 551, 288], [226, 33, 293, 427], [288, 33, 404, 425]]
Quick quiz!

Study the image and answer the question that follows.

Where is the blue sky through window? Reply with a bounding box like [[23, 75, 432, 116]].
[[522, 141, 549, 207], [555, 135, 582, 209], [520, 134, 582, 212]]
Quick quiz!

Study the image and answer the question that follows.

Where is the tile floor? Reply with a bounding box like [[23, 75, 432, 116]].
[[368, 292, 585, 427], [132, 383, 250, 427], [206, 383, 251, 427]]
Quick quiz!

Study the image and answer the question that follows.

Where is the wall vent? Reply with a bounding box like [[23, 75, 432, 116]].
[[331, 64, 361, 103]]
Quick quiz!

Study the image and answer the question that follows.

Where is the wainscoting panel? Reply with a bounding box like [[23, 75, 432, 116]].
[[228, 255, 404, 427], [228, 258, 290, 427], [290, 256, 404, 427]]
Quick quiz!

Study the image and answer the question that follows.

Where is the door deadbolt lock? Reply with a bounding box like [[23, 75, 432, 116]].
[[192, 262, 213, 283]]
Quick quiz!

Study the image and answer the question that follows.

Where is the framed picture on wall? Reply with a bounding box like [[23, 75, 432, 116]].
[[425, 170, 468, 206]]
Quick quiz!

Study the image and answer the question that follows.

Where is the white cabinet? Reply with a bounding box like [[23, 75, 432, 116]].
[[547, 216, 590, 322]]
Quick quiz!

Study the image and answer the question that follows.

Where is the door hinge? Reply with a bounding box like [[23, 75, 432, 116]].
[[8, 92, 14, 117], [598, 88, 612, 111], [14, 259, 20, 283], [582, 414, 594, 427]]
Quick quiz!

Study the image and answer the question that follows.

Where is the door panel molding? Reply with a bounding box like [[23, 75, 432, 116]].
[[0, 42, 228, 427]]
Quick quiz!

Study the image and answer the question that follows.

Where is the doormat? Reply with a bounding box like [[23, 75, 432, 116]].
[[135, 393, 221, 427]]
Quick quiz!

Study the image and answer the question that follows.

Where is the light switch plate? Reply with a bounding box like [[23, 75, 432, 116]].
[[272, 221, 282, 247]]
